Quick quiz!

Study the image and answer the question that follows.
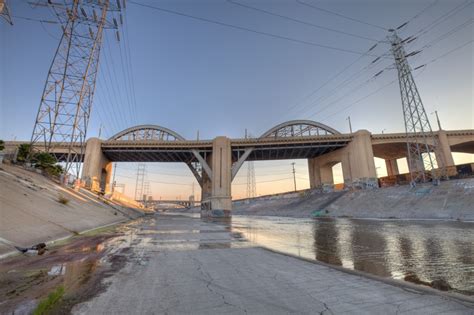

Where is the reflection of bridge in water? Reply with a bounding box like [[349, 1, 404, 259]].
[[4, 120, 473, 217]]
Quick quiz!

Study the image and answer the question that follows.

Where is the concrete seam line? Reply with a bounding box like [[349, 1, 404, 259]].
[[257, 246, 474, 306]]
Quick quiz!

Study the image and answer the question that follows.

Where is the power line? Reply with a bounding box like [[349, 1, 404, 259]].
[[418, 18, 474, 50], [413, 0, 472, 37], [11, 15, 57, 24], [395, 0, 440, 31], [128, 0, 380, 56], [295, 0, 388, 31], [227, 0, 379, 42]]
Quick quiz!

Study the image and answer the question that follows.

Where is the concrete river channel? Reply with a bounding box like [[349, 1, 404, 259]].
[[231, 215, 474, 295], [2, 213, 474, 314]]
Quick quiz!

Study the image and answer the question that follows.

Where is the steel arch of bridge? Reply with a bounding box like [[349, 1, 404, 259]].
[[109, 125, 186, 141], [259, 120, 340, 139]]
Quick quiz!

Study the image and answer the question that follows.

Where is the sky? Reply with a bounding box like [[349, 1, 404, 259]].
[[1, 0, 473, 200]]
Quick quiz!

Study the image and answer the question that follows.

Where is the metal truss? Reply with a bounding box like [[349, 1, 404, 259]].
[[0, 0, 13, 25], [30, 0, 122, 177], [389, 31, 441, 185], [109, 125, 186, 141], [260, 120, 340, 138]]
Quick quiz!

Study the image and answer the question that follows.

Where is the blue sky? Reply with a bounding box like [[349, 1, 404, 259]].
[[1, 0, 472, 199]]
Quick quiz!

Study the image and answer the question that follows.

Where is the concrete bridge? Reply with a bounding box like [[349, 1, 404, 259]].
[[4, 120, 473, 217]]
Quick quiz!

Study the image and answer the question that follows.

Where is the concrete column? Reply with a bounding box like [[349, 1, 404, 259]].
[[347, 130, 377, 187], [308, 158, 322, 188], [340, 153, 352, 187], [385, 159, 399, 176], [320, 164, 334, 185], [209, 137, 232, 217], [81, 138, 111, 193], [201, 154, 212, 208], [436, 130, 455, 168]]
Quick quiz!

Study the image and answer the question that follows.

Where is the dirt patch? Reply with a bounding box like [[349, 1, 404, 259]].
[[0, 230, 130, 314]]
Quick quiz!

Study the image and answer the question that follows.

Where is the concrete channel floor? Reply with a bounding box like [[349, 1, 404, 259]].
[[73, 214, 474, 315]]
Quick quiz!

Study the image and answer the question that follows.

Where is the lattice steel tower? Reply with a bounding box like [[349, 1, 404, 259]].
[[135, 163, 146, 201], [30, 0, 122, 177], [389, 30, 440, 185], [0, 0, 13, 25], [245, 131, 256, 198]]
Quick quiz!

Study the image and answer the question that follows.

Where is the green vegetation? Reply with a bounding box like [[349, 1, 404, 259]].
[[33, 286, 65, 315], [34, 152, 63, 176], [16, 144, 63, 176], [16, 143, 31, 163], [0, 139, 4, 151]]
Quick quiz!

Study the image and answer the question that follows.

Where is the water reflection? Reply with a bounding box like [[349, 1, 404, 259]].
[[232, 216, 474, 295]]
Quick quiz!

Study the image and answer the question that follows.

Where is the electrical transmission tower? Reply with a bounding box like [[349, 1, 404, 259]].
[[135, 163, 146, 201], [30, 0, 122, 177], [245, 131, 256, 198], [0, 0, 13, 25], [389, 30, 441, 185]]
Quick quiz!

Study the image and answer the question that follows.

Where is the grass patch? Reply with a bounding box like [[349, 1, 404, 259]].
[[33, 286, 65, 315], [58, 195, 70, 205]]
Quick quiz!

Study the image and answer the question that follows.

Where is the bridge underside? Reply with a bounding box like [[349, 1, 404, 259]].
[[100, 141, 349, 163]]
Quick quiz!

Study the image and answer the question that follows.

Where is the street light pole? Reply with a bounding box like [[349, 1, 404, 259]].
[[291, 162, 297, 192], [346, 116, 352, 134]]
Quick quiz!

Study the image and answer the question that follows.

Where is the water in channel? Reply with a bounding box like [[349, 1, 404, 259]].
[[231, 216, 474, 295]]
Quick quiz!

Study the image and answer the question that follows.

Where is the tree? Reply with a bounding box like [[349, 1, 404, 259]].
[[16, 144, 31, 163], [34, 152, 63, 176], [0, 140, 4, 151]]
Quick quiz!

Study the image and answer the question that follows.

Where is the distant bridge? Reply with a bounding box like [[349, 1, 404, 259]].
[[138, 199, 201, 209]]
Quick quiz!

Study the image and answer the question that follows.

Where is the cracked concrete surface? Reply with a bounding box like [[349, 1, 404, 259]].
[[73, 215, 474, 314]]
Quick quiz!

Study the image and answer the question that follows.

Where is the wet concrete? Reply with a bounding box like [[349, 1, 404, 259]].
[[73, 214, 472, 314], [232, 216, 474, 296], [2, 214, 473, 314]]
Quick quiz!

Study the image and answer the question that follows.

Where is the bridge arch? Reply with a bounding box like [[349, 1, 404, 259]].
[[109, 124, 186, 141], [259, 120, 340, 139]]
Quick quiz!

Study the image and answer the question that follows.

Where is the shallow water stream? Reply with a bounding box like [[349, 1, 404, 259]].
[[231, 216, 474, 295]]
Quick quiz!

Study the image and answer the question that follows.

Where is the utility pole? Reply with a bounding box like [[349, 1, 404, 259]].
[[98, 124, 103, 139], [0, 0, 13, 25], [291, 162, 297, 192], [389, 30, 441, 185], [433, 110, 442, 130], [29, 0, 122, 177], [197, 130, 200, 141], [346, 116, 352, 134]]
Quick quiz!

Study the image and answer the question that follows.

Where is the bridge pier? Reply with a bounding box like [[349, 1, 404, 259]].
[[385, 159, 399, 176], [436, 130, 455, 170], [308, 130, 378, 189], [201, 137, 233, 218], [82, 138, 112, 193]]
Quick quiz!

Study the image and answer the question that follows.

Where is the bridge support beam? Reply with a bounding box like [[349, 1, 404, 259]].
[[81, 138, 112, 193], [385, 158, 399, 176], [202, 136, 232, 218], [435, 130, 455, 168], [201, 155, 212, 208], [308, 130, 378, 189]]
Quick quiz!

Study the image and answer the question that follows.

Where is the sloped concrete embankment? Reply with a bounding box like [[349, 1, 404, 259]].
[[0, 165, 143, 256], [233, 178, 474, 220]]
